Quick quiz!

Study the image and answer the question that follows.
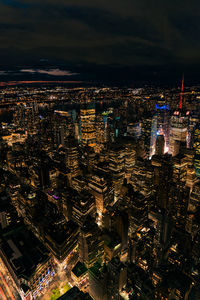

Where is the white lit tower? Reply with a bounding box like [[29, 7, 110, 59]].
[[169, 75, 189, 156], [150, 98, 170, 158]]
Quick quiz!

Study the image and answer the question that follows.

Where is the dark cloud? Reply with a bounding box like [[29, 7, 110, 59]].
[[0, 0, 200, 81]]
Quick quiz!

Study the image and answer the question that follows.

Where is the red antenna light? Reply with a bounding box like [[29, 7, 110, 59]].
[[179, 73, 184, 109]]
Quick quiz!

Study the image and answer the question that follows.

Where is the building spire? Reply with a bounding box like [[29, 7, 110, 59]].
[[179, 73, 184, 109]]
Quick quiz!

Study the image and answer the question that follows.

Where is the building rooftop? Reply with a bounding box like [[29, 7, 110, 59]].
[[0, 224, 50, 280], [58, 286, 92, 299], [72, 261, 87, 278]]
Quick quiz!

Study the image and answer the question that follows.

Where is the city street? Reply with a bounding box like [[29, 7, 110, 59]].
[[0, 258, 21, 300]]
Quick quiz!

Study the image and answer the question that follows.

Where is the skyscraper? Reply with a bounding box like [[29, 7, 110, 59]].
[[80, 102, 96, 148], [150, 101, 170, 158], [169, 110, 188, 156]]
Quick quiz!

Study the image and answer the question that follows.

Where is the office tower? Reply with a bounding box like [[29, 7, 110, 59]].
[[188, 114, 199, 148], [169, 110, 189, 156], [106, 258, 127, 299], [169, 185, 190, 228], [89, 258, 127, 300], [65, 136, 80, 180], [88, 175, 113, 217], [130, 158, 154, 198], [172, 153, 188, 189], [127, 188, 148, 234], [89, 264, 108, 300], [127, 122, 141, 139], [109, 143, 125, 202], [71, 190, 95, 227], [0, 224, 55, 299], [29, 151, 50, 189], [155, 134, 165, 155], [149, 210, 173, 263], [79, 216, 104, 268], [96, 113, 106, 153], [80, 102, 96, 147], [194, 123, 200, 177], [150, 101, 170, 157], [181, 147, 198, 189], [124, 142, 136, 182], [141, 115, 152, 158], [103, 207, 129, 251], [151, 154, 173, 210]]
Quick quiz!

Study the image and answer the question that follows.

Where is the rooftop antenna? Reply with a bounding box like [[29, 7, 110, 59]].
[[179, 73, 184, 109]]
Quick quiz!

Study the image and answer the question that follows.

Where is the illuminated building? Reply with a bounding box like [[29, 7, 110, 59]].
[[95, 113, 107, 152], [124, 142, 136, 182], [109, 143, 125, 202], [71, 175, 87, 192], [169, 110, 189, 156], [79, 216, 104, 268], [104, 232, 121, 261], [169, 185, 190, 228], [65, 136, 80, 180], [182, 148, 198, 189], [172, 153, 188, 189], [0, 225, 55, 300], [47, 221, 79, 262], [71, 190, 95, 227], [88, 175, 113, 217], [150, 101, 170, 157], [130, 158, 154, 198], [141, 115, 152, 158], [127, 122, 141, 139], [188, 114, 199, 148], [80, 103, 96, 147], [127, 189, 148, 234], [71, 261, 88, 290]]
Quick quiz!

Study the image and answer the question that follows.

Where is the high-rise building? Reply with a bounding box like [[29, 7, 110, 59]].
[[155, 134, 165, 155], [71, 190, 96, 227], [79, 216, 104, 268], [124, 142, 136, 182], [172, 153, 188, 189], [65, 136, 80, 180], [151, 154, 173, 210], [109, 143, 125, 202], [169, 110, 189, 156], [130, 158, 154, 198], [150, 101, 170, 157], [127, 189, 148, 234], [88, 175, 113, 218], [80, 102, 96, 147], [141, 115, 152, 158]]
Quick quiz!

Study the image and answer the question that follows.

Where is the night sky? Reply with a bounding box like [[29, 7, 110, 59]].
[[0, 0, 200, 84]]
